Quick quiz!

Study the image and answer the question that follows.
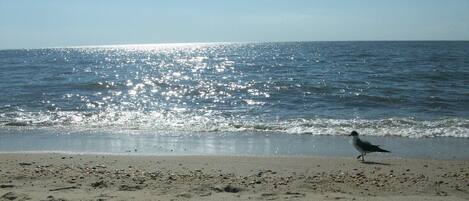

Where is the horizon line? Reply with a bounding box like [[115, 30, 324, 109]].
[[1, 39, 469, 51]]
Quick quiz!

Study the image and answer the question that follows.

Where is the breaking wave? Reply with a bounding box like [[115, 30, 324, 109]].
[[1, 111, 468, 138]]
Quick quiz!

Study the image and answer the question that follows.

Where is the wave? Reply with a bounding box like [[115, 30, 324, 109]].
[[1, 111, 468, 138]]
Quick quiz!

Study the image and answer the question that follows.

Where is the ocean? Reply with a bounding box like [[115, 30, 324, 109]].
[[1, 41, 469, 158]]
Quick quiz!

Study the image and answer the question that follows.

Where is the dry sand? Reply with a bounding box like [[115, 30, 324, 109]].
[[0, 153, 468, 201]]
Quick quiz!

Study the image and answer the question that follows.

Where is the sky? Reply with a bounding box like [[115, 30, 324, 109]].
[[1, 0, 468, 49]]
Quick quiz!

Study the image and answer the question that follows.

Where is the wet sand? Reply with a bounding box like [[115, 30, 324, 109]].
[[2, 129, 469, 160], [0, 153, 468, 201]]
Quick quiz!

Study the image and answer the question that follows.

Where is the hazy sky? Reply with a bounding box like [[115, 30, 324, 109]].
[[1, 0, 468, 49]]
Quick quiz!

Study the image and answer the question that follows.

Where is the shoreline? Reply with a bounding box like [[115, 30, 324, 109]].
[[1, 153, 468, 201], [1, 128, 469, 160]]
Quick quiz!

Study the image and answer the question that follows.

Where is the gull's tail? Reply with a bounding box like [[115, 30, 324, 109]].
[[376, 146, 390, 153]]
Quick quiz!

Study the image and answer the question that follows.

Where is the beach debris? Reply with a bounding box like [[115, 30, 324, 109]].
[[168, 174, 178, 181], [95, 193, 117, 200], [211, 185, 224, 192], [199, 192, 212, 197], [118, 184, 143, 191], [49, 186, 78, 191], [1, 192, 18, 200], [18, 162, 32, 166], [40, 195, 68, 201], [0, 192, 29, 200], [224, 185, 242, 193], [0, 184, 15, 188], [212, 184, 242, 193], [285, 191, 305, 197], [90, 180, 107, 188], [92, 165, 107, 169], [436, 191, 448, 196], [261, 192, 278, 199], [285, 193, 307, 199]]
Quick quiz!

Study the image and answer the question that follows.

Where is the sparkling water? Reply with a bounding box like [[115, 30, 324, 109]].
[[1, 41, 468, 138]]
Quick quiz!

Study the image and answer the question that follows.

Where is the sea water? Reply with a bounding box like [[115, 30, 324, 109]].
[[1, 42, 469, 158]]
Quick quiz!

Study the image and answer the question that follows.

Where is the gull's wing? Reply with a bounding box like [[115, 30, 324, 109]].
[[356, 139, 389, 152]]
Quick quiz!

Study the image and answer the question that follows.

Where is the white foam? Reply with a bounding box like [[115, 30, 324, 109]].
[[1, 111, 468, 138]]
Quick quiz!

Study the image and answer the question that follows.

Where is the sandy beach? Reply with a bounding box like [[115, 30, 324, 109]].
[[0, 153, 468, 201]]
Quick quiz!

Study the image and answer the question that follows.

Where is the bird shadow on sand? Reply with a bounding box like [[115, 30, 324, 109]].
[[361, 161, 391, 166]]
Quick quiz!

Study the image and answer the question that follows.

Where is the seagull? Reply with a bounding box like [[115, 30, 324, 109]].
[[349, 131, 389, 162]]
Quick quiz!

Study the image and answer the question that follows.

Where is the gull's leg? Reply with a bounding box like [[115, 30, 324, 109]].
[[362, 153, 366, 162]]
